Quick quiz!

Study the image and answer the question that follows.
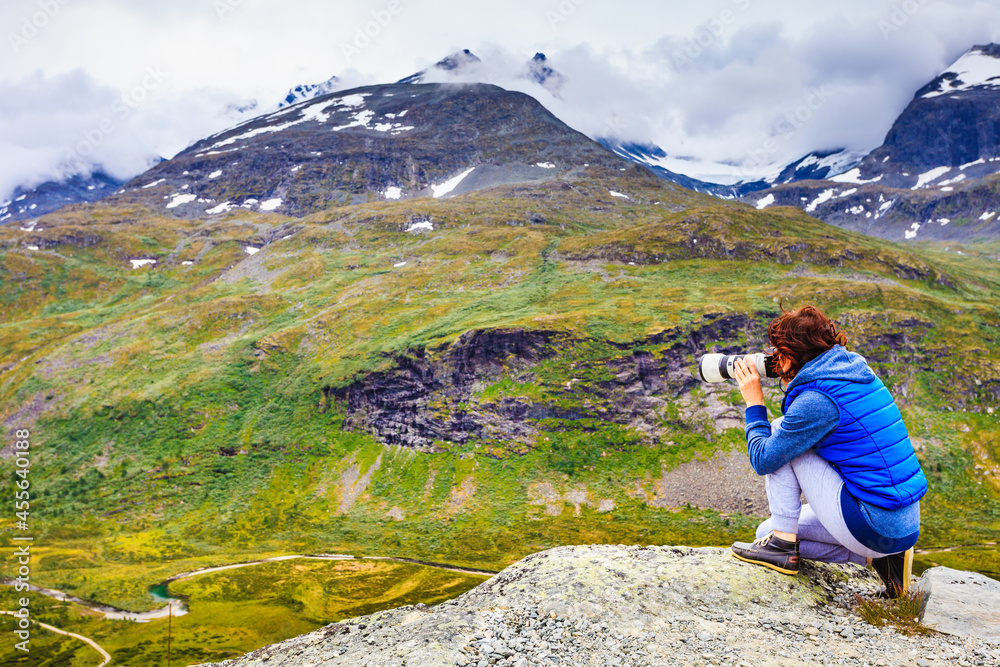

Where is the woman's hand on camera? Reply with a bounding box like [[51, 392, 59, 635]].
[[734, 356, 765, 407]]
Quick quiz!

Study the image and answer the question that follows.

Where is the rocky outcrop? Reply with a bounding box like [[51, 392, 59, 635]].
[[329, 309, 958, 457], [333, 329, 563, 450], [330, 315, 774, 452], [914, 566, 1000, 642], [195, 545, 998, 667]]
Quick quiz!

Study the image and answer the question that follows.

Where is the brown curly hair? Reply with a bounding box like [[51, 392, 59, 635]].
[[767, 305, 848, 381]]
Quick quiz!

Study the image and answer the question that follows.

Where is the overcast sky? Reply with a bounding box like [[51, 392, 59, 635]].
[[2, 0, 1000, 197]]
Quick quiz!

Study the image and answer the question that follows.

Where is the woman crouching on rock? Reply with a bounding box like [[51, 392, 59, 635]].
[[729, 305, 927, 598]]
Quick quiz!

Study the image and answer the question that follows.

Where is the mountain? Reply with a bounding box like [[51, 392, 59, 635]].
[[767, 148, 865, 185], [112, 81, 642, 217], [603, 139, 866, 199], [521, 52, 565, 95], [397, 49, 482, 84], [0, 170, 127, 226], [596, 139, 740, 196], [3, 48, 1000, 667], [840, 43, 1000, 190], [744, 44, 1000, 242], [279, 74, 341, 108]]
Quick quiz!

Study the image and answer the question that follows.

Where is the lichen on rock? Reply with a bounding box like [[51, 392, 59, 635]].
[[192, 545, 999, 667]]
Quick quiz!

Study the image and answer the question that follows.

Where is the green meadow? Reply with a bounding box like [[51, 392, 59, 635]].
[[1, 175, 998, 665]]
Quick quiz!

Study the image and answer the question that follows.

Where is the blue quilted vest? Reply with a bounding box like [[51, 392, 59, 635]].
[[782, 375, 927, 510]]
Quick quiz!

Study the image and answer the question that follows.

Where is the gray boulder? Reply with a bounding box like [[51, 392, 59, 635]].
[[914, 566, 1000, 642]]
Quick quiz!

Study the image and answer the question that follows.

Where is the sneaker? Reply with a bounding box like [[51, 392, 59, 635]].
[[871, 551, 907, 599], [731, 532, 800, 575]]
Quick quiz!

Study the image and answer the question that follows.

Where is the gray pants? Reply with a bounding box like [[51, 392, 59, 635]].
[[756, 447, 893, 565]]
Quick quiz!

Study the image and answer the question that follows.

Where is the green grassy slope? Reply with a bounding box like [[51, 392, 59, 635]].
[[0, 173, 998, 664]]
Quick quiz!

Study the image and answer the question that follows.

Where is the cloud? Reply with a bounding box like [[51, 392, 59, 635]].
[[373, 4, 1000, 183], [0, 69, 134, 198], [3, 1, 1000, 196], [0, 68, 288, 200]]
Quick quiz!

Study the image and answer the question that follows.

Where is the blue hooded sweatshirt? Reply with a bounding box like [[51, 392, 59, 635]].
[[744, 345, 924, 553]]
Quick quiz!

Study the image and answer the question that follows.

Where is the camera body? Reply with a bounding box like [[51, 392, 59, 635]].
[[697, 352, 778, 383]]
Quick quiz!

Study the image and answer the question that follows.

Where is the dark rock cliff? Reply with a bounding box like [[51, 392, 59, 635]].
[[330, 315, 775, 452]]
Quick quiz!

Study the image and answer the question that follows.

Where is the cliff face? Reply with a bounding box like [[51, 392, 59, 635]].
[[195, 546, 998, 667]]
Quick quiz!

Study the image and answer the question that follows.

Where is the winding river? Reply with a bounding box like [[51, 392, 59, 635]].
[[3, 553, 497, 622]]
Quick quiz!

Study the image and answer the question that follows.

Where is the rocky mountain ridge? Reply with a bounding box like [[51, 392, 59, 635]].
[[0, 170, 126, 225], [744, 44, 1000, 242], [193, 545, 1000, 667], [602, 141, 866, 200], [106, 81, 635, 218]]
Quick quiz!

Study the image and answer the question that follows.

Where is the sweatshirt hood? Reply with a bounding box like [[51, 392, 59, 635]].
[[785, 344, 877, 393]]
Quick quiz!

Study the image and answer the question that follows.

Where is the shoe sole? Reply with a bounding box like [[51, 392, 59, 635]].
[[731, 551, 799, 575], [902, 547, 913, 596]]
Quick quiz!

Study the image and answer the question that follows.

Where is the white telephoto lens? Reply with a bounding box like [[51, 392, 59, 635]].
[[698, 353, 727, 383], [697, 352, 768, 382]]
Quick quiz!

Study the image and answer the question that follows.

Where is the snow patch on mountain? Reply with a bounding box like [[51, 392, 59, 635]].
[[912, 166, 951, 189], [829, 168, 882, 185], [755, 193, 775, 210], [922, 47, 1000, 98], [431, 167, 475, 198], [279, 75, 341, 108], [805, 189, 836, 213], [206, 201, 236, 215], [166, 193, 197, 209], [406, 220, 433, 233], [203, 93, 380, 152]]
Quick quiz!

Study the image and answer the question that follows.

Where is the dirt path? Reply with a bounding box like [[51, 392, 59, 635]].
[[162, 553, 355, 584], [364, 555, 499, 576], [1, 610, 111, 666]]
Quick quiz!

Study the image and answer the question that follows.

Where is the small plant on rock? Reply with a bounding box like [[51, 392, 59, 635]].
[[853, 591, 933, 636]]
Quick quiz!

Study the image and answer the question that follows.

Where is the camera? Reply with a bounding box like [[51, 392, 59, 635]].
[[697, 352, 778, 383]]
